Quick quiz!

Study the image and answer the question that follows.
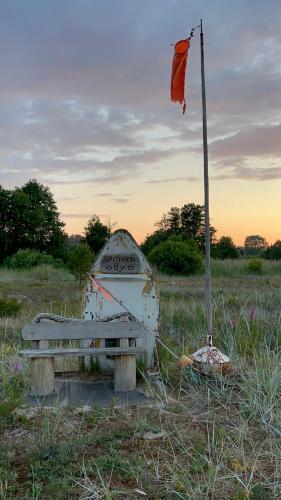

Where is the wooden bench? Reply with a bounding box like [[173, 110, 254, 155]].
[[19, 318, 144, 396]]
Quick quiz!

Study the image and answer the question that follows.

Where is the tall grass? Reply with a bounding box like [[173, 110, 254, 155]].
[[0, 262, 280, 498], [211, 258, 281, 277], [0, 264, 76, 283]]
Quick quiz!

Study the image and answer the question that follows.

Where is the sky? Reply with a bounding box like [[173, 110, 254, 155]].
[[0, 0, 281, 245]]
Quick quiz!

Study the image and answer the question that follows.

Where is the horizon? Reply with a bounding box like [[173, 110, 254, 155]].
[[0, 1, 280, 246]]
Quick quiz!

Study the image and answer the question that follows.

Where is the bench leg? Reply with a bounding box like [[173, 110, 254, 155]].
[[30, 357, 55, 396], [114, 355, 136, 392]]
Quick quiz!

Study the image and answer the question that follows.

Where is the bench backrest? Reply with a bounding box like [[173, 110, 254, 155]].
[[22, 320, 143, 342]]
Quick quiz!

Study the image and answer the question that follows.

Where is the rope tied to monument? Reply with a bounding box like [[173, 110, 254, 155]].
[[33, 311, 135, 324], [33, 275, 180, 362]]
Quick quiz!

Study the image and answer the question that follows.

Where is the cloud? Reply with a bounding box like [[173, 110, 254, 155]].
[[210, 123, 281, 161], [0, 0, 281, 190], [62, 213, 92, 218], [212, 165, 281, 182], [112, 198, 130, 204], [146, 176, 200, 184], [201, 123, 281, 181]]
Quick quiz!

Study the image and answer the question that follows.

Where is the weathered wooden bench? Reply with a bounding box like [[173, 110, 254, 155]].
[[19, 316, 144, 396]]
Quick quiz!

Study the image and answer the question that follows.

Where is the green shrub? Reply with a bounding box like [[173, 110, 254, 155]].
[[148, 238, 203, 275], [67, 243, 93, 284], [0, 296, 22, 317], [3, 249, 64, 269], [263, 239, 281, 260], [211, 236, 239, 259], [28, 264, 73, 282], [247, 258, 262, 274], [141, 229, 169, 255]]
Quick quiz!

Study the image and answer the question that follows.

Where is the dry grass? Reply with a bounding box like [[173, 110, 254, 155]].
[[0, 261, 280, 499]]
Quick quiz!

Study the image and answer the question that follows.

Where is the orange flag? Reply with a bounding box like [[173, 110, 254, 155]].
[[171, 39, 190, 114]]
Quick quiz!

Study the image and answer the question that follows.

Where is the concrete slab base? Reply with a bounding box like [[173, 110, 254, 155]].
[[25, 378, 150, 408]]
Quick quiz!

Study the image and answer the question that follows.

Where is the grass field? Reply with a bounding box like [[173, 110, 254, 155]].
[[0, 261, 280, 499]]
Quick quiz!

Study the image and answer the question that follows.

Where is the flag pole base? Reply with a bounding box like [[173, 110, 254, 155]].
[[191, 345, 230, 375]]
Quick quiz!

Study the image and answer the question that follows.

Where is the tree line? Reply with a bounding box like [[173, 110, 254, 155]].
[[0, 180, 110, 281], [141, 204, 280, 259], [1, 180, 280, 278]]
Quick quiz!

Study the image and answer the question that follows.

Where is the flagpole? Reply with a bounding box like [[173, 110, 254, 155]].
[[200, 19, 213, 346]]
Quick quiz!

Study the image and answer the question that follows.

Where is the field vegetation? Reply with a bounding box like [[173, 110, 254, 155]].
[[0, 259, 280, 498]]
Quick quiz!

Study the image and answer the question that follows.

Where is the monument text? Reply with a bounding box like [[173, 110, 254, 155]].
[[100, 254, 141, 274]]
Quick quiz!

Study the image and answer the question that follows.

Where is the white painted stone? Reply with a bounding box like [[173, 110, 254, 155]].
[[83, 229, 159, 371]]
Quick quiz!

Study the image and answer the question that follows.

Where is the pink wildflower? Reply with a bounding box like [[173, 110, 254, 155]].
[[11, 360, 23, 374], [250, 306, 257, 321]]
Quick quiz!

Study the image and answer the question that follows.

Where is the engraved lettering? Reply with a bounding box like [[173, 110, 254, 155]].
[[100, 253, 141, 274]]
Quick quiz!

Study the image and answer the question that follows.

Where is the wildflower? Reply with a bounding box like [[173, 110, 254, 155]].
[[231, 319, 237, 330], [250, 305, 257, 321], [11, 360, 23, 374]]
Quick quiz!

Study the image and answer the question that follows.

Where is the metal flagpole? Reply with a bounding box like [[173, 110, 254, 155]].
[[171, 20, 229, 369], [190, 20, 229, 370], [200, 19, 213, 347]]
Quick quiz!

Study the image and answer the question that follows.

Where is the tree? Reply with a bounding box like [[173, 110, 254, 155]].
[[20, 180, 66, 257], [0, 179, 66, 262], [151, 203, 216, 251], [212, 236, 239, 259], [83, 215, 110, 254], [67, 243, 93, 285], [181, 204, 205, 240], [158, 207, 181, 234], [263, 240, 281, 260], [65, 234, 82, 250], [244, 235, 268, 256], [148, 237, 203, 275]]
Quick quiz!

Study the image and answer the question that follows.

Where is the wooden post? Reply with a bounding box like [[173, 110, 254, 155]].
[[30, 358, 55, 396], [114, 338, 136, 392], [114, 355, 136, 391], [30, 340, 55, 396]]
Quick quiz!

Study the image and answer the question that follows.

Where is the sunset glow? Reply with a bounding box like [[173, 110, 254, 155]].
[[1, 1, 280, 245]]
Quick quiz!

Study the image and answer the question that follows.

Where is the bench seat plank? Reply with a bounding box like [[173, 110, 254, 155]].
[[19, 347, 144, 358], [22, 321, 143, 341]]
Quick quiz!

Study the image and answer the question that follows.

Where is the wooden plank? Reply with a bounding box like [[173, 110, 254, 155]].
[[22, 320, 143, 341], [19, 347, 144, 358]]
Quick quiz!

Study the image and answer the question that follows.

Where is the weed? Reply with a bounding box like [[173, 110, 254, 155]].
[[0, 295, 22, 317], [0, 265, 280, 498], [247, 259, 262, 274]]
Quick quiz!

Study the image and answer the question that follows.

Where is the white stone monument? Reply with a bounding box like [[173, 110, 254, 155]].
[[83, 229, 159, 371]]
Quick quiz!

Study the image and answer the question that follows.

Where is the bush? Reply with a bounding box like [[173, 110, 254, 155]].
[[141, 230, 169, 255], [27, 264, 74, 282], [263, 240, 281, 260], [0, 296, 22, 317], [211, 236, 239, 259], [67, 243, 93, 284], [148, 238, 203, 275], [247, 258, 262, 274], [3, 249, 64, 269]]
